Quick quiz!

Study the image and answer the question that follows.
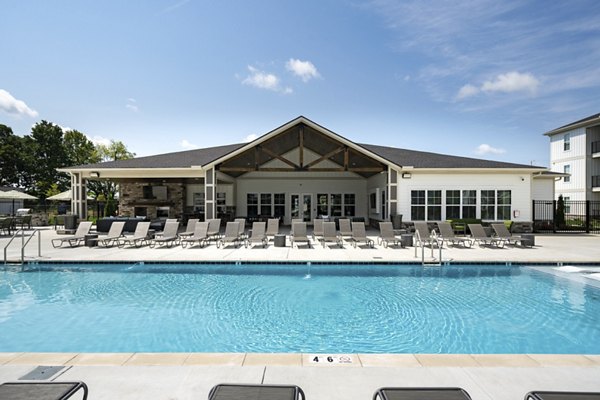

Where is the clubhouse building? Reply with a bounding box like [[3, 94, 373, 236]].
[[61, 116, 553, 225]]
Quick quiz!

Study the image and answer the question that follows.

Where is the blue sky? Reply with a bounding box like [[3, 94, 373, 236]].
[[1, 0, 599, 167]]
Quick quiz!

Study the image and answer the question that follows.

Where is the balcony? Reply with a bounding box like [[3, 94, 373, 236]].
[[593, 141, 600, 157]]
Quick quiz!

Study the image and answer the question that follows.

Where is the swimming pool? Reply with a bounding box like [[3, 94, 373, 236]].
[[0, 263, 599, 354]]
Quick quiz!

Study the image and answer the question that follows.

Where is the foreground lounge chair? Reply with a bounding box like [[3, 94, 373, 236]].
[[289, 218, 303, 236], [209, 384, 305, 400], [178, 218, 199, 238], [338, 218, 353, 242], [181, 221, 209, 248], [149, 221, 180, 248], [491, 223, 523, 246], [437, 221, 472, 248], [266, 218, 280, 241], [217, 221, 241, 248], [0, 381, 89, 400], [245, 221, 268, 248], [51, 221, 93, 248], [291, 221, 311, 248], [374, 387, 472, 400], [94, 221, 125, 247], [414, 221, 438, 247], [207, 218, 221, 241], [351, 222, 374, 248], [321, 221, 342, 248], [378, 221, 401, 248], [525, 391, 600, 400], [312, 218, 324, 241], [118, 221, 150, 248], [234, 218, 247, 239], [468, 223, 505, 248]]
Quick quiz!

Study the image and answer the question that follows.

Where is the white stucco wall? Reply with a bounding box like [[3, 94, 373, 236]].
[[531, 178, 554, 201], [396, 172, 533, 221]]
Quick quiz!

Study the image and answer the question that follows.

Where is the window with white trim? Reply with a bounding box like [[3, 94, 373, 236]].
[[411, 190, 426, 220], [564, 133, 571, 151], [446, 190, 461, 219], [462, 190, 477, 219], [247, 192, 285, 217], [480, 190, 511, 220], [411, 190, 442, 221], [564, 165, 571, 183], [427, 190, 442, 220]]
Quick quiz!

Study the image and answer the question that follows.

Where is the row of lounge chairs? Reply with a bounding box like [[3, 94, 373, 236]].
[[2, 380, 594, 400], [414, 221, 530, 249]]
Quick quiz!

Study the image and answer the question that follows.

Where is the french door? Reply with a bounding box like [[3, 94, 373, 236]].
[[291, 193, 313, 223]]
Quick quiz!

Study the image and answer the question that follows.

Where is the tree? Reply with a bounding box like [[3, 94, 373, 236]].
[[96, 140, 135, 162], [556, 194, 566, 229], [30, 121, 70, 198], [0, 124, 36, 190], [64, 129, 101, 166]]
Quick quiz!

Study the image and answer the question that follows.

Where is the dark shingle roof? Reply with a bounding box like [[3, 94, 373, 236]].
[[359, 143, 541, 169], [545, 112, 600, 135], [72, 140, 541, 170], [70, 143, 245, 169]]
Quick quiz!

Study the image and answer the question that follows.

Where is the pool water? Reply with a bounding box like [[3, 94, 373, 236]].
[[0, 263, 599, 353]]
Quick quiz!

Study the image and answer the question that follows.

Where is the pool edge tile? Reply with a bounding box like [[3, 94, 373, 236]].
[[471, 354, 540, 367], [6, 352, 78, 365], [243, 353, 302, 366], [124, 353, 190, 366], [358, 354, 421, 367], [527, 354, 597, 366], [68, 353, 134, 366], [184, 353, 245, 366], [415, 354, 479, 367], [302, 354, 362, 367], [0, 353, 23, 365]]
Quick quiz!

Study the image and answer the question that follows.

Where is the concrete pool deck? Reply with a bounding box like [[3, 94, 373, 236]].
[[1, 227, 600, 399]]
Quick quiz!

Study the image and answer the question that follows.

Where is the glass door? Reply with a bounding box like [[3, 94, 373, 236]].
[[291, 194, 313, 223]]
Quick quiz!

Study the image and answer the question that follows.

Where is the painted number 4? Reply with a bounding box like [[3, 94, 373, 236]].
[[312, 356, 334, 362]]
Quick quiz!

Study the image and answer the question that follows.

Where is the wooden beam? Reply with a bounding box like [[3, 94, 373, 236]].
[[259, 146, 299, 169], [257, 167, 297, 172], [304, 168, 345, 172], [344, 147, 349, 171], [219, 167, 256, 172], [299, 125, 304, 168], [305, 146, 345, 169], [254, 147, 259, 171], [348, 167, 385, 172]]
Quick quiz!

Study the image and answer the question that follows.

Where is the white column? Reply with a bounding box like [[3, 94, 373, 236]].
[[204, 167, 216, 220], [388, 166, 399, 220], [71, 172, 87, 219]]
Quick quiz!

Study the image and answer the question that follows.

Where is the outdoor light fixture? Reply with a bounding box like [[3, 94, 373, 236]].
[[402, 172, 412, 179], [90, 171, 100, 178]]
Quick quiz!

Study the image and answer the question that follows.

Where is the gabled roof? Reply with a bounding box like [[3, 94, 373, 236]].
[[64, 116, 543, 172], [544, 112, 600, 136]]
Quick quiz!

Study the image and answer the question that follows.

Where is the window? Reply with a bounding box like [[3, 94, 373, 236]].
[[247, 193, 258, 217], [274, 193, 285, 218], [564, 165, 571, 183], [260, 193, 272, 216], [344, 194, 356, 216], [462, 190, 477, 219], [317, 193, 329, 216], [480, 190, 496, 220], [564, 133, 571, 151], [497, 190, 512, 220], [446, 190, 461, 219], [427, 190, 442, 220], [563, 196, 571, 214], [411, 190, 426, 220], [330, 194, 342, 217]]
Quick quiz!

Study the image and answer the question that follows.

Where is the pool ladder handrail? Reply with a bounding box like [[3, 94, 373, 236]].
[[3, 228, 42, 266], [414, 229, 443, 266]]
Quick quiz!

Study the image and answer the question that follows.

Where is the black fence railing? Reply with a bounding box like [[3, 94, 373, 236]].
[[533, 200, 600, 233], [592, 140, 600, 154], [593, 175, 600, 188]]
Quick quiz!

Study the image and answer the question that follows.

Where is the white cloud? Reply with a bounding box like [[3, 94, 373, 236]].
[[475, 143, 506, 155], [285, 59, 321, 82], [180, 139, 198, 149], [89, 135, 111, 147], [242, 66, 292, 94], [244, 133, 258, 142], [456, 84, 480, 99], [0, 89, 38, 118], [126, 98, 139, 112], [481, 71, 539, 94]]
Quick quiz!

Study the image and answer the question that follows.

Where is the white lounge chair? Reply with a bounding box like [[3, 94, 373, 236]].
[[179, 218, 199, 238], [312, 219, 324, 241], [245, 221, 268, 248], [468, 223, 505, 248], [437, 221, 472, 248], [207, 219, 221, 241], [181, 221, 209, 248], [378, 221, 401, 248], [51, 221, 93, 248], [321, 221, 342, 248], [413, 221, 438, 247], [118, 222, 151, 248], [491, 223, 523, 246], [94, 221, 125, 247], [234, 218, 247, 239], [338, 218, 353, 242], [291, 222, 311, 248], [217, 221, 241, 248], [150, 221, 180, 248], [350, 222, 374, 248], [266, 218, 279, 241]]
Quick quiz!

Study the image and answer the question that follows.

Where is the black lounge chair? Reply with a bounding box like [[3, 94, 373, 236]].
[[209, 384, 305, 400], [526, 392, 600, 400], [0, 381, 88, 400], [374, 387, 472, 400]]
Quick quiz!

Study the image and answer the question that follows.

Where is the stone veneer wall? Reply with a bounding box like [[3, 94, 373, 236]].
[[119, 181, 185, 219]]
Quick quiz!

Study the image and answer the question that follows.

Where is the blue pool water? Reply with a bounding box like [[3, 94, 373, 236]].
[[0, 263, 599, 354]]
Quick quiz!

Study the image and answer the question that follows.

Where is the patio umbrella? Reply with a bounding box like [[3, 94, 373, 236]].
[[0, 190, 38, 215], [47, 189, 93, 201]]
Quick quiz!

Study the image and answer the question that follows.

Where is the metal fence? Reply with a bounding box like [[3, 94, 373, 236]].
[[532, 200, 600, 233]]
